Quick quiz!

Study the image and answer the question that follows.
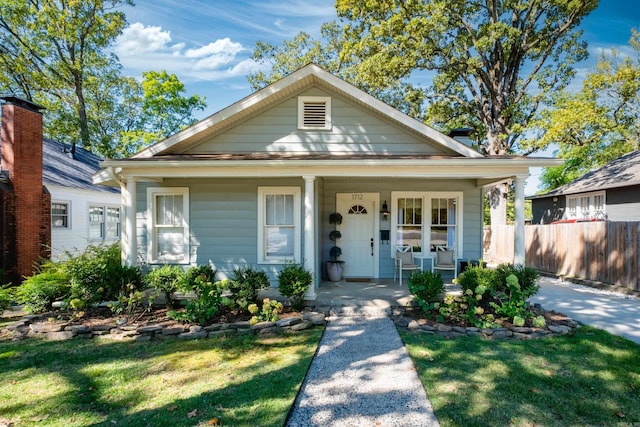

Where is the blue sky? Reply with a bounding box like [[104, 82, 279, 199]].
[[116, 0, 640, 194]]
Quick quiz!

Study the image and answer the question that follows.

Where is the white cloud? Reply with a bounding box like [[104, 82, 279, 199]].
[[185, 38, 244, 58], [116, 22, 172, 56]]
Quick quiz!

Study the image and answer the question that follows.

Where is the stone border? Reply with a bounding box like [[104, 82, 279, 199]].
[[2, 311, 327, 342], [391, 306, 581, 340]]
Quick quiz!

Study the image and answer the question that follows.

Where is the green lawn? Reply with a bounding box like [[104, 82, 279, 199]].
[[401, 326, 640, 427], [0, 329, 322, 427]]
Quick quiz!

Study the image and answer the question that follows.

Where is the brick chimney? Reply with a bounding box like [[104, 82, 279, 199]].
[[1, 96, 51, 284]]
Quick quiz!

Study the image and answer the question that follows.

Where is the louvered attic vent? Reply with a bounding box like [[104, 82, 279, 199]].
[[298, 96, 331, 130]]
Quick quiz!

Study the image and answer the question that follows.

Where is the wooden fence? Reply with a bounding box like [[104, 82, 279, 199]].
[[484, 222, 640, 292]]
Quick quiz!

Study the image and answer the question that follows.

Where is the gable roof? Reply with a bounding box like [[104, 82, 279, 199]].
[[529, 150, 640, 199], [132, 63, 484, 160], [44, 139, 118, 193]]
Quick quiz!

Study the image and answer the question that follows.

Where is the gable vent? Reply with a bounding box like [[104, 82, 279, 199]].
[[298, 96, 331, 130]]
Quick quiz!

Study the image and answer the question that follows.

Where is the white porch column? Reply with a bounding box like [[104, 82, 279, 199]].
[[513, 175, 527, 266], [303, 175, 317, 300], [123, 178, 137, 266]]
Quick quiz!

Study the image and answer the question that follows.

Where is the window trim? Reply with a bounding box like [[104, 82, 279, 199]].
[[257, 186, 301, 264], [51, 201, 71, 229], [391, 191, 463, 259], [566, 191, 606, 219], [297, 96, 332, 130], [146, 187, 190, 264], [88, 204, 121, 241]]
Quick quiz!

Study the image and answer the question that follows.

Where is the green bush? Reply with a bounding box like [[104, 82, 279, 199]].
[[228, 267, 270, 312], [493, 263, 539, 298], [248, 297, 283, 325], [408, 271, 445, 313], [0, 285, 14, 313], [65, 243, 143, 306], [16, 269, 70, 313], [144, 265, 184, 309], [169, 276, 227, 325], [278, 262, 312, 311]]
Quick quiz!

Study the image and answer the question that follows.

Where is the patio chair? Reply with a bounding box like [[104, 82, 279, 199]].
[[432, 246, 457, 278], [394, 245, 420, 286]]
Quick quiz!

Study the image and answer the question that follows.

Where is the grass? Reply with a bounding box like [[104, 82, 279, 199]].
[[401, 326, 640, 426], [0, 328, 322, 426]]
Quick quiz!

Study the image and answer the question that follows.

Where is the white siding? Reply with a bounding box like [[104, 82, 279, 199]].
[[188, 88, 454, 156], [48, 184, 121, 259]]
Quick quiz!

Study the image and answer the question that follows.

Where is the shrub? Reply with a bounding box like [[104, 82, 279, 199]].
[[144, 265, 184, 309], [0, 285, 13, 313], [65, 243, 143, 306], [228, 267, 270, 312], [169, 277, 227, 324], [248, 298, 283, 325], [493, 264, 539, 298], [408, 271, 445, 313], [278, 262, 312, 311], [16, 269, 70, 313]]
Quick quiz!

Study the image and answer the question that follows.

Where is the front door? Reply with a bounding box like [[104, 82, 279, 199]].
[[336, 193, 379, 278]]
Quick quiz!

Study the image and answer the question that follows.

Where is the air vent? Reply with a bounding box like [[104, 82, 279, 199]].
[[298, 96, 331, 130]]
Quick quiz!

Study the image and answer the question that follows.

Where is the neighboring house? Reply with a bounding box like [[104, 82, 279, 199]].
[[529, 151, 640, 224], [44, 139, 121, 259], [0, 96, 121, 284], [94, 64, 557, 296]]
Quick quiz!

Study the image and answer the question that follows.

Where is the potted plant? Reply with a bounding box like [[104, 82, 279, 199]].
[[327, 212, 344, 281]]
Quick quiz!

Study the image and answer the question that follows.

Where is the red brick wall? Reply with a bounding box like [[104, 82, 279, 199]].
[[1, 100, 51, 283]]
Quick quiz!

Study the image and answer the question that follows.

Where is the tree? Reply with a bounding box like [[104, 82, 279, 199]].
[[116, 70, 206, 158], [526, 29, 640, 192], [0, 0, 132, 152], [335, 0, 598, 227]]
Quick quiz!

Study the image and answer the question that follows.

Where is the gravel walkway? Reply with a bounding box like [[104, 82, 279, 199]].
[[286, 308, 440, 426]]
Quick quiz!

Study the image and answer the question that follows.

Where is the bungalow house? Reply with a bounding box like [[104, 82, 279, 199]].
[[529, 150, 640, 224], [94, 64, 558, 297]]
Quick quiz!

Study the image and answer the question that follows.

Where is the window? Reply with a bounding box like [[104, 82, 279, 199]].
[[51, 202, 70, 228], [147, 187, 189, 263], [392, 192, 462, 257], [258, 187, 301, 263], [298, 96, 331, 130], [89, 205, 121, 240], [566, 191, 606, 219]]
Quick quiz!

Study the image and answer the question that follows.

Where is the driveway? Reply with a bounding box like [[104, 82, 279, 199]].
[[531, 276, 640, 344]]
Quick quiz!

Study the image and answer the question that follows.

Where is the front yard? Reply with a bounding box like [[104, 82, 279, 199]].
[[0, 326, 322, 427]]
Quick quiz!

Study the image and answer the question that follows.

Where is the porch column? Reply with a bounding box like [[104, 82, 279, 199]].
[[123, 178, 137, 266], [513, 175, 527, 265], [303, 175, 317, 300]]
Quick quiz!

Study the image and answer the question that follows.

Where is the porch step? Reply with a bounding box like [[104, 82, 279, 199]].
[[329, 305, 389, 318]]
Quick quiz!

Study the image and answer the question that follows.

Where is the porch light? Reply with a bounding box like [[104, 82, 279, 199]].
[[381, 201, 389, 220]]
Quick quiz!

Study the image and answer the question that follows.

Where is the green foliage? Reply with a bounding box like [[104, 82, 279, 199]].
[[422, 263, 541, 327], [0, 285, 14, 313], [16, 269, 70, 313], [66, 243, 143, 307], [278, 262, 313, 311], [248, 298, 284, 325], [144, 265, 184, 309], [228, 267, 270, 312], [108, 284, 150, 319], [169, 277, 227, 325], [408, 271, 445, 313]]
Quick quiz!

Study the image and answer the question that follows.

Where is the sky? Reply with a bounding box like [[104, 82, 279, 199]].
[[116, 0, 640, 195]]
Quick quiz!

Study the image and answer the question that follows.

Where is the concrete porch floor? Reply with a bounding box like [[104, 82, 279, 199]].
[[260, 279, 461, 309]]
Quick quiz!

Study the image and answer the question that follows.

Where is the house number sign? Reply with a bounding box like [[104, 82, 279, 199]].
[[351, 193, 364, 200]]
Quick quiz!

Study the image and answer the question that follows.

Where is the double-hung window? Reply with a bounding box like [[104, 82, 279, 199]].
[[566, 191, 606, 220], [392, 192, 462, 257], [51, 202, 70, 228], [147, 187, 189, 263], [258, 187, 301, 263], [89, 205, 121, 240]]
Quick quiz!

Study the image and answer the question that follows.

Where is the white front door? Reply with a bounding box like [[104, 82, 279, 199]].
[[336, 193, 379, 278]]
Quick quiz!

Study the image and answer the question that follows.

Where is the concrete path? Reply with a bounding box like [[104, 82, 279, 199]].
[[532, 276, 640, 344], [286, 308, 439, 427]]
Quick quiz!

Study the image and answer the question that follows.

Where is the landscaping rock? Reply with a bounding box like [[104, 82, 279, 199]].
[[230, 321, 251, 330], [92, 330, 110, 336], [436, 324, 452, 332], [161, 326, 185, 335], [512, 327, 534, 334], [178, 331, 208, 340], [276, 317, 302, 327], [136, 325, 163, 335], [204, 323, 223, 331], [30, 322, 68, 333], [6, 321, 26, 331], [290, 320, 314, 331], [66, 325, 91, 334], [251, 321, 276, 331], [258, 326, 282, 335], [303, 312, 326, 325], [208, 329, 237, 338], [548, 325, 572, 334], [46, 331, 76, 341], [407, 320, 422, 330]]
